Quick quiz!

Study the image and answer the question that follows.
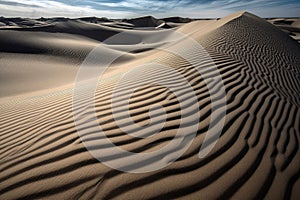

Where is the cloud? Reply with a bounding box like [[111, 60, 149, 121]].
[[0, 0, 40, 7], [0, 0, 299, 18], [0, 0, 133, 18], [168, 0, 300, 17], [94, 0, 190, 11]]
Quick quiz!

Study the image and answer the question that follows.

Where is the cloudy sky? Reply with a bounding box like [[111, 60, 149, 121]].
[[0, 0, 299, 18]]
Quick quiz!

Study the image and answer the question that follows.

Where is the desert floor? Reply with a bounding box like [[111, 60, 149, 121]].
[[0, 11, 300, 199]]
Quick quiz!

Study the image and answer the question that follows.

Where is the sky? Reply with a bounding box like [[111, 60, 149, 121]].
[[0, 0, 299, 18]]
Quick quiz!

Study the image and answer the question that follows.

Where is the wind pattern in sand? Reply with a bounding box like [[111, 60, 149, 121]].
[[0, 12, 300, 199]]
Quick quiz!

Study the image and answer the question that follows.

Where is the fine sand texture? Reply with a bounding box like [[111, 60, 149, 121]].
[[0, 12, 300, 199]]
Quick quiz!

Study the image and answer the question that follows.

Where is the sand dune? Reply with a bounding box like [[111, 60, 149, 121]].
[[0, 11, 300, 199], [123, 16, 165, 28], [268, 18, 300, 42]]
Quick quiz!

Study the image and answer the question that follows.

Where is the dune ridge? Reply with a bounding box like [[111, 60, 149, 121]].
[[0, 11, 300, 199]]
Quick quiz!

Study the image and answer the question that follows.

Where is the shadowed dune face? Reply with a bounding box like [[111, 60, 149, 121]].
[[0, 11, 300, 200]]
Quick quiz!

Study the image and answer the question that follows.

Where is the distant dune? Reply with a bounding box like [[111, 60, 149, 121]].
[[267, 18, 300, 42], [0, 11, 300, 199]]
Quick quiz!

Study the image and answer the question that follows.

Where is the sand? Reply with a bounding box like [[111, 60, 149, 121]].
[[0, 11, 300, 199], [268, 18, 300, 43]]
